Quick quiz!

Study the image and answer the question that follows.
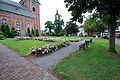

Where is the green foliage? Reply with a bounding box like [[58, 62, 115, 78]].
[[0, 35, 5, 40], [10, 26, 19, 38], [36, 29, 39, 37], [45, 21, 54, 33], [64, 0, 120, 53], [32, 28, 35, 36], [1, 24, 10, 38], [54, 10, 64, 36], [0, 31, 4, 35], [1, 24, 6, 34], [82, 16, 97, 35], [83, 15, 107, 36], [65, 21, 79, 35], [28, 33, 33, 37], [48, 32, 54, 36], [27, 28, 30, 34]]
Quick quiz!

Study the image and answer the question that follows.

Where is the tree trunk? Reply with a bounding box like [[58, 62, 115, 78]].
[[108, 15, 117, 53]]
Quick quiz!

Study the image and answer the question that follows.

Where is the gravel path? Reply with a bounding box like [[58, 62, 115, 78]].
[[32, 40, 85, 69], [0, 43, 58, 80], [116, 38, 120, 46]]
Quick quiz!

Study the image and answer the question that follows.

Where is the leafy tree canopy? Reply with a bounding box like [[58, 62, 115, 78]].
[[66, 21, 79, 35], [64, 0, 120, 53], [54, 10, 64, 36], [45, 21, 54, 33]]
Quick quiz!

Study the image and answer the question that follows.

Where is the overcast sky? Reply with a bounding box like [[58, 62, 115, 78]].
[[12, 0, 90, 30]]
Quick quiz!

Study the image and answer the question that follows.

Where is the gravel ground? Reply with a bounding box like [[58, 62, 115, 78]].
[[32, 40, 85, 69], [0, 43, 58, 80]]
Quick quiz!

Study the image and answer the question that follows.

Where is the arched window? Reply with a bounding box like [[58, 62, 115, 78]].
[[32, 7, 35, 12], [27, 23, 31, 31], [1, 18, 7, 24], [16, 21, 21, 32]]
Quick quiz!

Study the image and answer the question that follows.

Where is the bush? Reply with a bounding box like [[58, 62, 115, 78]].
[[0, 31, 4, 35], [32, 28, 35, 36], [36, 29, 39, 37], [1, 24, 6, 34], [48, 33, 53, 36], [0, 35, 5, 40], [27, 28, 30, 34], [10, 26, 19, 38], [28, 33, 33, 37]]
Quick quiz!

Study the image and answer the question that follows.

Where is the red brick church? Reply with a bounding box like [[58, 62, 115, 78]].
[[0, 0, 41, 36]]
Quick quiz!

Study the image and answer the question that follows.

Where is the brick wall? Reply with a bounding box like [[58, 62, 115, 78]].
[[0, 11, 35, 34]]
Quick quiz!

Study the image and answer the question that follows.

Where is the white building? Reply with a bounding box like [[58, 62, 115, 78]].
[[77, 26, 87, 36]]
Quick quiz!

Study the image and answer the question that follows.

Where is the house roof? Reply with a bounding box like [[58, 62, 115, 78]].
[[0, 0, 35, 19]]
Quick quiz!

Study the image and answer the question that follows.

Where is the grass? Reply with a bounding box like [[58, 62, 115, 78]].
[[45, 36, 80, 39], [53, 37, 120, 80], [0, 38, 51, 56]]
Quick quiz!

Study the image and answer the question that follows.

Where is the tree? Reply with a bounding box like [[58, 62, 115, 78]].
[[27, 28, 30, 34], [1, 24, 6, 35], [96, 19, 107, 37], [82, 15, 107, 36], [36, 29, 39, 37], [1, 24, 10, 38], [5, 24, 11, 38], [54, 10, 64, 36], [10, 26, 19, 38], [32, 28, 35, 36], [45, 21, 54, 33], [66, 21, 79, 35], [64, 0, 120, 53]]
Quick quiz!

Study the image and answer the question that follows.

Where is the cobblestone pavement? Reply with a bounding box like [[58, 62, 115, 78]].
[[32, 40, 85, 69], [0, 43, 58, 80], [116, 38, 120, 46]]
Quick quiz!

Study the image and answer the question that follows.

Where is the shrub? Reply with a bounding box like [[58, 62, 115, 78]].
[[0, 35, 5, 40], [1, 24, 11, 38], [0, 31, 4, 35], [36, 29, 39, 37], [32, 28, 35, 36], [27, 28, 30, 34], [28, 33, 33, 37], [48, 32, 53, 36], [5, 24, 11, 38], [10, 26, 20, 38], [1, 24, 6, 34]]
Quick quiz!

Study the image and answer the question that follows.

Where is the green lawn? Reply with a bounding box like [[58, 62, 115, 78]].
[[53, 38, 120, 80], [45, 36, 81, 39], [0, 38, 51, 56]]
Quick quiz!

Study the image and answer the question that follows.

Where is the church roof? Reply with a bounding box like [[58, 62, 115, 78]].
[[33, 0, 41, 5], [20, 0, 40, 5], [0, 0, 35, 19]]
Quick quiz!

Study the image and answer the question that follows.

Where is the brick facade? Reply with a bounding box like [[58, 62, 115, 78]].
[[0, 0, 41, 36]]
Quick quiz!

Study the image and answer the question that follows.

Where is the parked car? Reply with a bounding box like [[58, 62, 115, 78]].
[[103, 35, 109, 39]]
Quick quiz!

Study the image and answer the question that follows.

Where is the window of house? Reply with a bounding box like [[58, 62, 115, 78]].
[[1, 18, 7, 24], [27, 23, 31, 31], [33, 7, 35, 12], [16, 21, 21, 32]]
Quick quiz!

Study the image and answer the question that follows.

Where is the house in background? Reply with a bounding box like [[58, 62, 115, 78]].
[[0, 0, 41, 36], [77, 26, 87, 36]]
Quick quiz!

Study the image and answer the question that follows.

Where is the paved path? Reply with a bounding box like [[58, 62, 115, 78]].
[[0, 43, 58, 80], [32, 40, 85, 69], [116, 38, 120, 46]]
